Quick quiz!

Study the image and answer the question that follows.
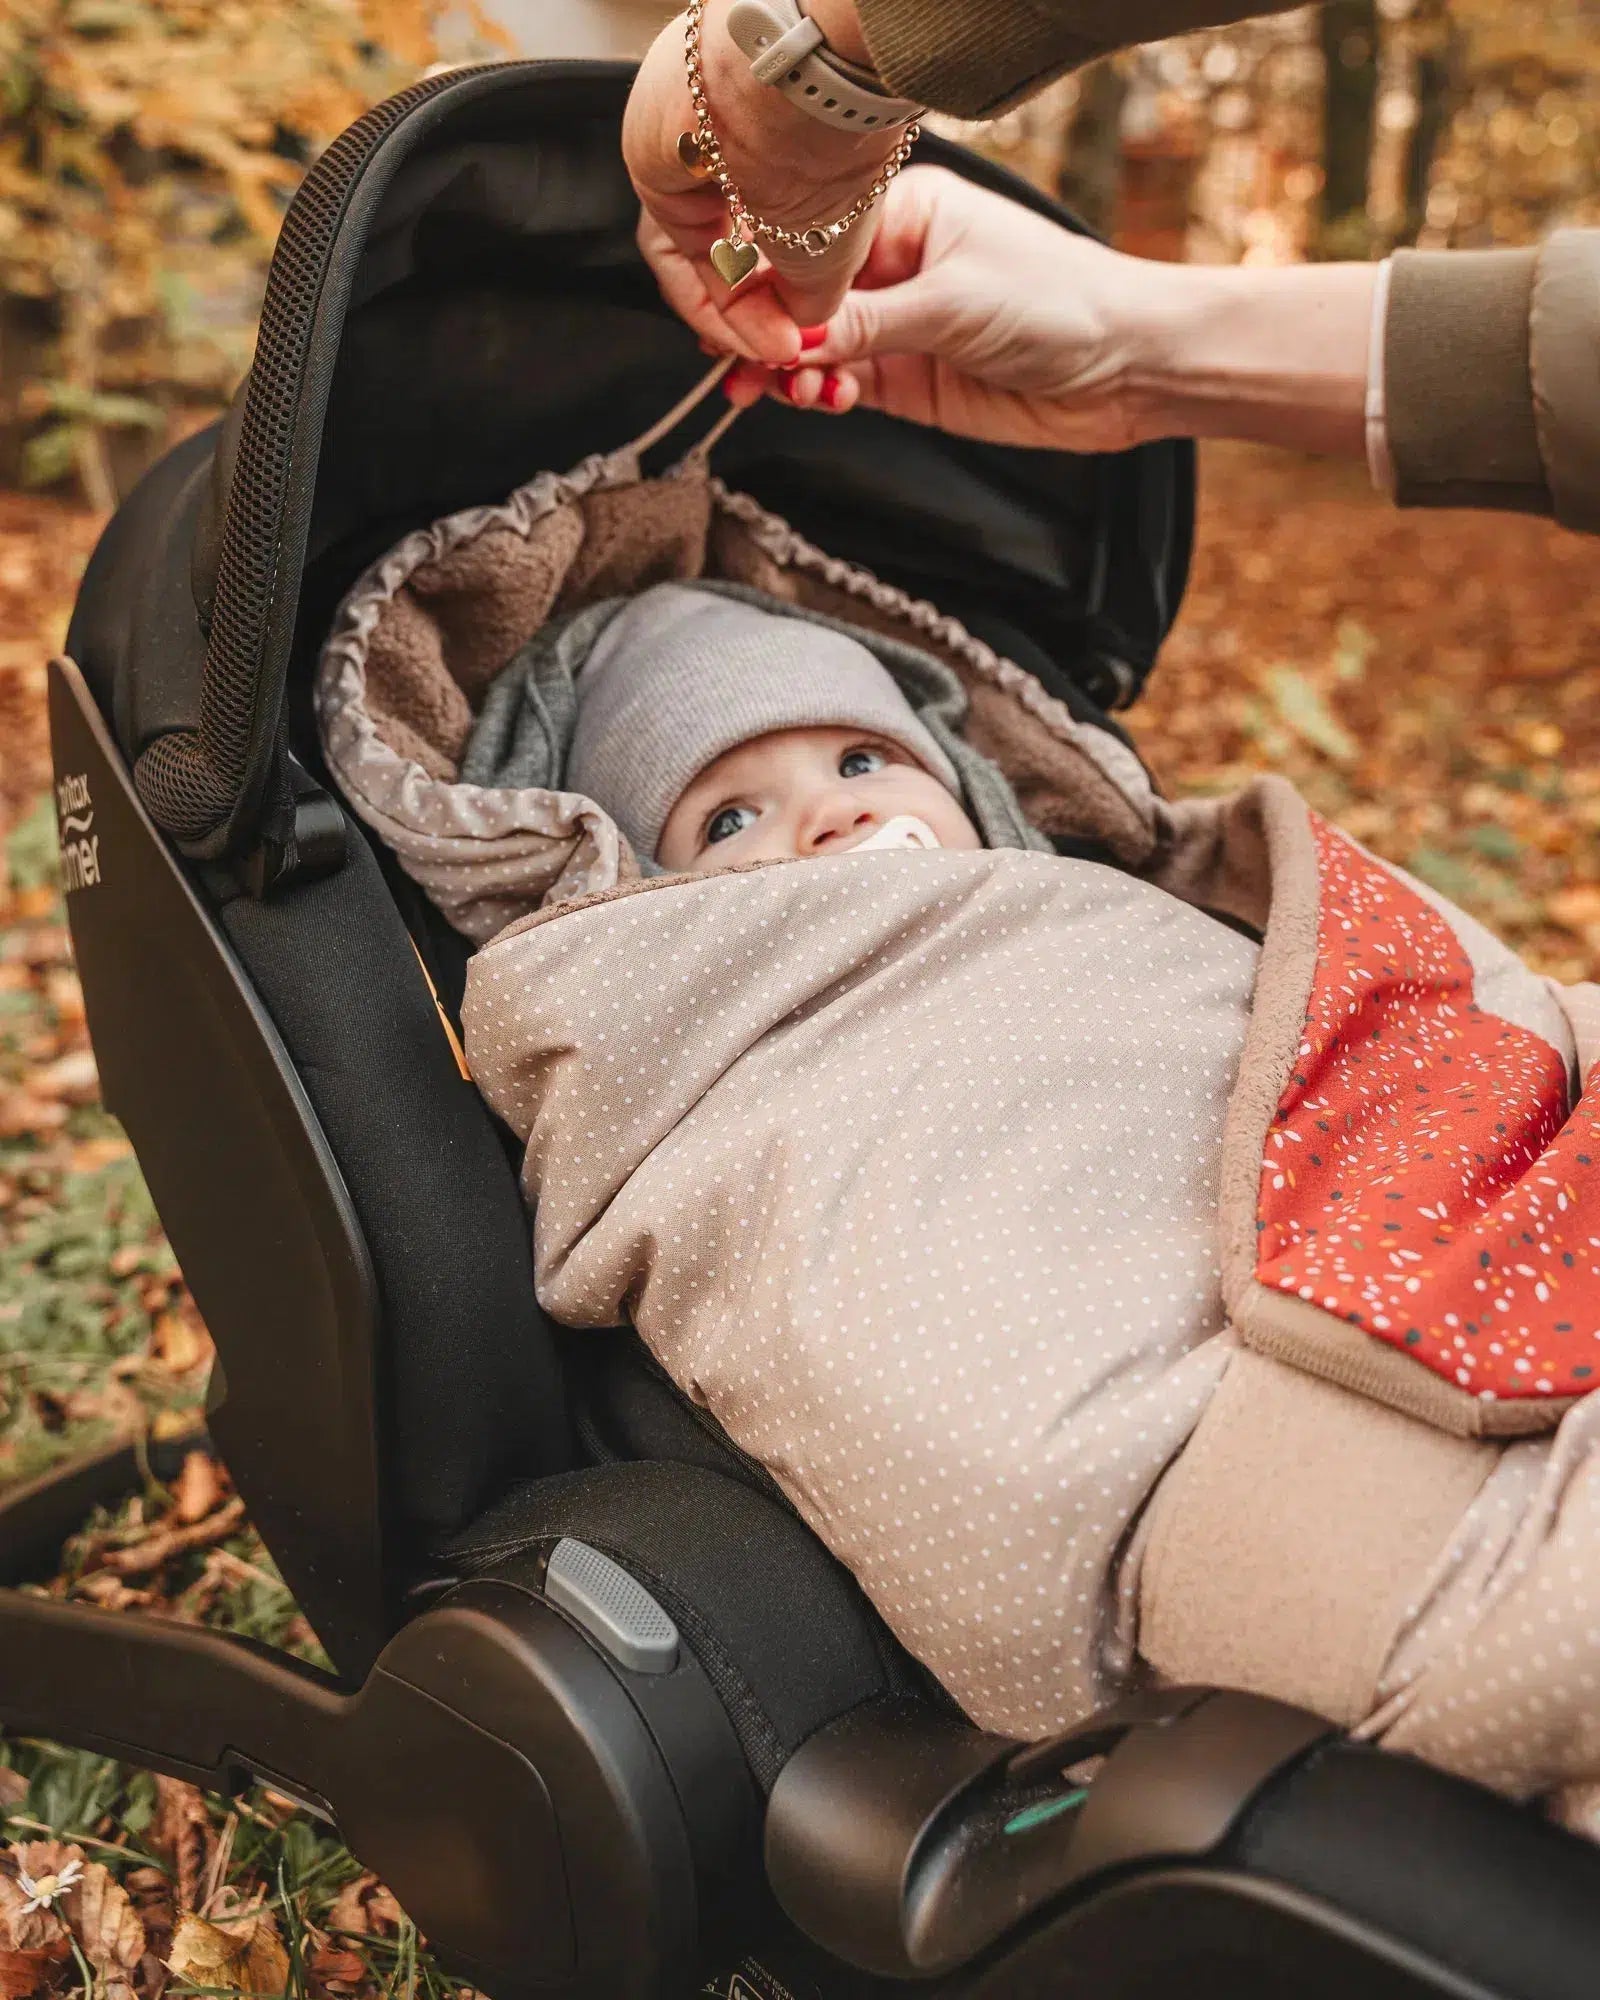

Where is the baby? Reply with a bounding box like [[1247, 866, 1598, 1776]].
[[560, 583, 984, 875]]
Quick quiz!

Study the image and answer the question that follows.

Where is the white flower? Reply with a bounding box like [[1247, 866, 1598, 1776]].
[[16, 1857, 84, 1914]]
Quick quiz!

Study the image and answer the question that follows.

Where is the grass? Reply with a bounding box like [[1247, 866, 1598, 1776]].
[[0, 802, 463, 1999]]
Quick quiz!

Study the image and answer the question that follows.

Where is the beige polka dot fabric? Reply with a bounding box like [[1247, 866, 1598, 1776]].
[[1361, 1392, 1600, 1818], [463, 847, 1258, 1738], [315, 453, 645, 944]]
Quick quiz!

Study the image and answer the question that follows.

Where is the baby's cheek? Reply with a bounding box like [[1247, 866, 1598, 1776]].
[[910, 779, 982, 850], [943, 803, 985, 850]]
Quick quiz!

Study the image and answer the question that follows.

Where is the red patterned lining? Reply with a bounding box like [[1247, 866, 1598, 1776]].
[[1256, 818, 1600, 1403]]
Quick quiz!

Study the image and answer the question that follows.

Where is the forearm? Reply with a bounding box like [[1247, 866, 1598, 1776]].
[[855, 0, 1290, 119], [1123, 261, 1377, 460]]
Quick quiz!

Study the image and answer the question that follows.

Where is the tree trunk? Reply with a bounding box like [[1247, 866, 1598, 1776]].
[[1403, 0, 1464, 243], [0, 299, 56, 493], [1318, 0, 1379, 256], [1058, 57, 1129, 240]]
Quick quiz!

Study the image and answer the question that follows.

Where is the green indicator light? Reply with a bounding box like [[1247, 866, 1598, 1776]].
[[1002, 1788, 1089, 1836]]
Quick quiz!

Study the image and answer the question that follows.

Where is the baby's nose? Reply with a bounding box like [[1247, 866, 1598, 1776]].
[[805, 796, 878, 852]]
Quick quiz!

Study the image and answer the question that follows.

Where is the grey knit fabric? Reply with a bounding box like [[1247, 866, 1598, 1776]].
[[563, 582, 961, 861], [460, 580, 1054, 867], [459, 596, 613, 791]]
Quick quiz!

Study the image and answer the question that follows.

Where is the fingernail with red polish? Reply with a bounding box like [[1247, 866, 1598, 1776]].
[[820, 373, 847, 412], [800, 324, 828, 351]]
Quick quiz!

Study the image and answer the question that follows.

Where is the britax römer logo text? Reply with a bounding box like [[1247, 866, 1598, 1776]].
[[56, 772, 101, 892]]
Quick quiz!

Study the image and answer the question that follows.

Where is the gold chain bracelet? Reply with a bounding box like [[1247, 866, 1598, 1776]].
[[679, 0, 919, 288]]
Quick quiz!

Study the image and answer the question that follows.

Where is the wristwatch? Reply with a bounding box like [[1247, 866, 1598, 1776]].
[[724, 0, 925, 133]]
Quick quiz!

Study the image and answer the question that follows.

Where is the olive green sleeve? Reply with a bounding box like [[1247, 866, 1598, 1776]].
[[1385, 231, 1600, 534], [856, 0, 1286, 119], [1527, 231, 1600, 534]]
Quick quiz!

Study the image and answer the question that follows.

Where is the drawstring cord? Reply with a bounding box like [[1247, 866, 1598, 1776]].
[[623, 351, 746, 472]]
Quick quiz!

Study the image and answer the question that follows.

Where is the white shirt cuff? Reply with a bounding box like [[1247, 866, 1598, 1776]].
[[1365, 256, 1395, 498]]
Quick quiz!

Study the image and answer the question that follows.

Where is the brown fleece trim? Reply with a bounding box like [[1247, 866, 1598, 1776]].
[[363, 589, 474, 768], [963, 679, 1150, 861], [1143, 786, 1274, 933], [410, 511, 586, 706], [1547, 977, 1600, 1082], [364, 505, 586, 769], [1236, 1281, 1578, 1439], [555, 471, 712, 611], [1138, 1347, 1496, 1724], [1387, 247, 1548, 513], [709, 515, 802, 605], [1530, 231, 1600, 536], [368, 708, 456, 784], [1213, 777, 1321, 1306]]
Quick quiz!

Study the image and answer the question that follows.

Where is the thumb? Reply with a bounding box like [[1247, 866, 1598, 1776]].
[[759, 212, 881, 333], [802, 271, 950, 367]]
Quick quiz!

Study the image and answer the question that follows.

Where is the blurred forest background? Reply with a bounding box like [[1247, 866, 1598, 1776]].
[[6, 0, 1600, 499], [0, 5, 1598, 1999]]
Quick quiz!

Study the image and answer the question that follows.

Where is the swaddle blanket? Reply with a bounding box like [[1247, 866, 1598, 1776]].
[[319, 385, 1600, 1759], [463, 845, 1257, 1737], [459, 790, 1593, 1741]]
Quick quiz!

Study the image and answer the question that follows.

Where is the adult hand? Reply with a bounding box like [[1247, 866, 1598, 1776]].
[[730, 165, 1377, 462], [727, 165, 1180, 447], [623, 0, 914, 365]]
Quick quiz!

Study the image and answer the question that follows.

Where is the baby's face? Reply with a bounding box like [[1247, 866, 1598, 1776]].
[[656, 726, 981, 875]]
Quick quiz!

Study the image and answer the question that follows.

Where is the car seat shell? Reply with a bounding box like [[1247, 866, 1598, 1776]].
[[10, 57, 1600, 2000]]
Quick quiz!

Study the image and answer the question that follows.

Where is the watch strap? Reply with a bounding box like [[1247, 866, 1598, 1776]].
[[725, 0, 924, 132]]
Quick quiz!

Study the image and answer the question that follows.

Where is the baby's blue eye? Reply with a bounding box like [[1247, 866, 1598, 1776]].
[[706, 804, 757, 845], [840, 747, 887, 778]]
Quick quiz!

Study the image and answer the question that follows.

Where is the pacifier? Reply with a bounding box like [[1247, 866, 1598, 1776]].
[[851, 816, 942, 853]]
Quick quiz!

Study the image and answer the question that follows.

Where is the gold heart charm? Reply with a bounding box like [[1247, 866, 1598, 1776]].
[[676, 130, 714, 179], [709, 234, 760, 289]]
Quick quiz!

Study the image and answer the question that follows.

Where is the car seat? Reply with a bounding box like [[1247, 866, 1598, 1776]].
[[7, 58, 1600, 2000]]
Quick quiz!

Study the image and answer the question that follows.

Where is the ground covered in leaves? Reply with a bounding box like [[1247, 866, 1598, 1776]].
[[1143, 446, 1600, 979], [0, 448, 1597, 2000]]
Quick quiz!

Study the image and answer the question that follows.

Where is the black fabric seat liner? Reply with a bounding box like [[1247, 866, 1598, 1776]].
[[203, 823, 573, 1539], [436, 1458, 912, 1791], [565, 1328, 791, 1504]]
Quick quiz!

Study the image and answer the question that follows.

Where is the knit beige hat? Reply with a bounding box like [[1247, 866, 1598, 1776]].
[[565, 583, 961, 860]]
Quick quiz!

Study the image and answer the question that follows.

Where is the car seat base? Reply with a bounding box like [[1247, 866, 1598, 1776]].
[[0, 1466, 757, 1999]]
